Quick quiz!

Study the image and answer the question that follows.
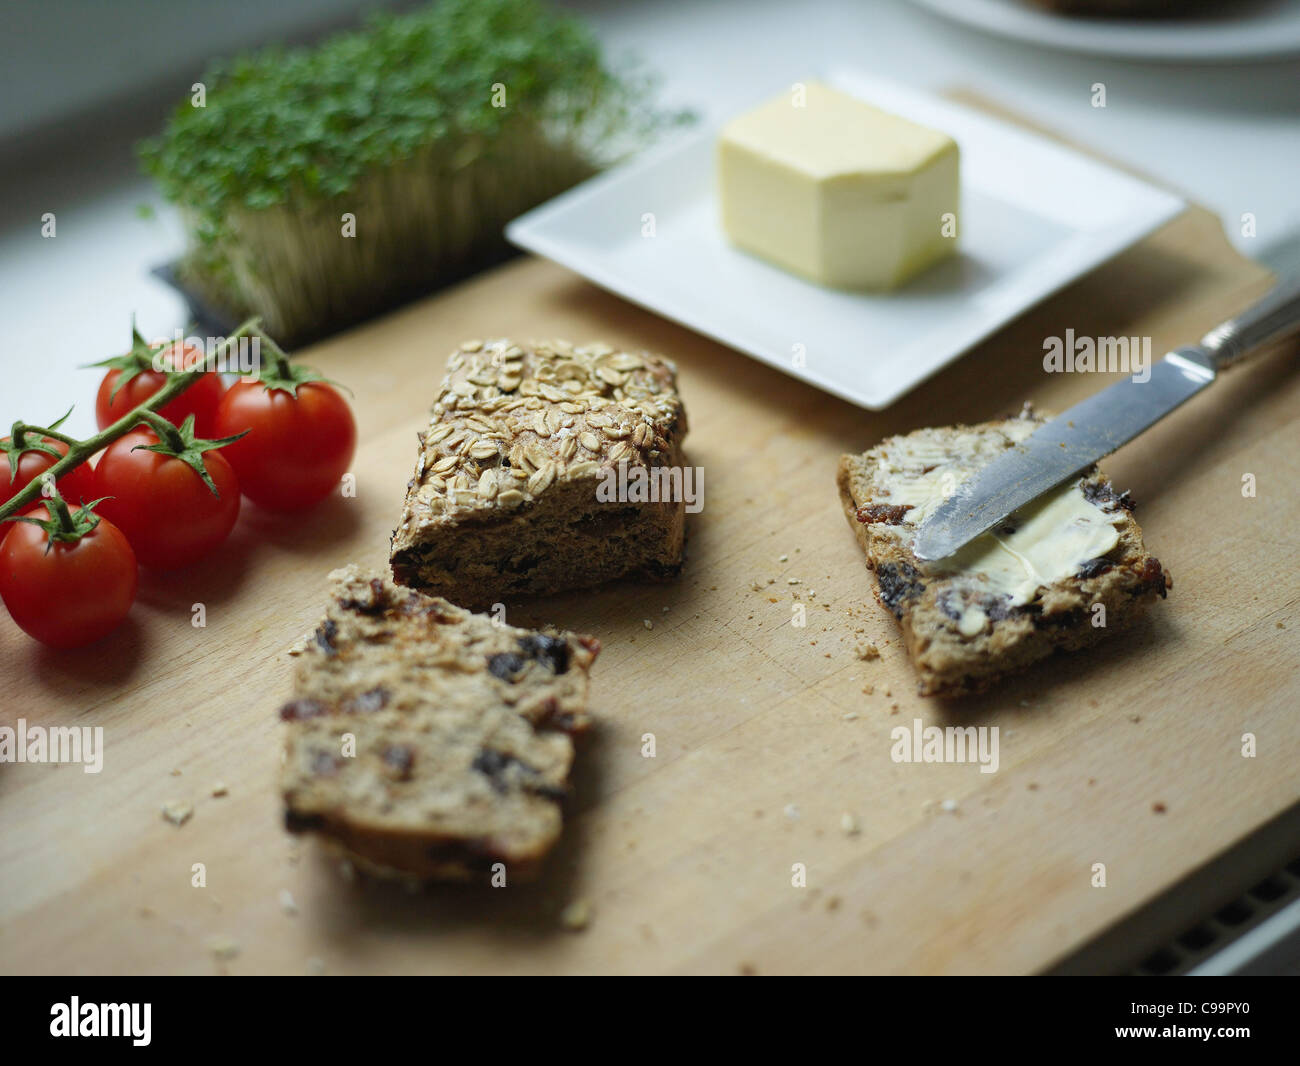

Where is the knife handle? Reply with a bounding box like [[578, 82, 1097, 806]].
[[1200, 277, 1300, 369]]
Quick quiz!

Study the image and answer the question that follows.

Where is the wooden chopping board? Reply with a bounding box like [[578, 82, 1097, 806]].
[[3, 165, 1298, 976]]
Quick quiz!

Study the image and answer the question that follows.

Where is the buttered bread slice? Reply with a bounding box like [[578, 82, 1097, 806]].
[[837, 406, 1169, 697]]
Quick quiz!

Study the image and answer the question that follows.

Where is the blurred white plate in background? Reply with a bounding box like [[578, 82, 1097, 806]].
[[507, 69, 1185, 410], [908, 0, 1300, 62]]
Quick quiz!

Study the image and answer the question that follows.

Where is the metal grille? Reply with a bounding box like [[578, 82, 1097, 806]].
[[1133, 854, 1300, 976]]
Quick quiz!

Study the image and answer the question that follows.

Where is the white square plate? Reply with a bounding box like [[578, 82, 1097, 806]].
[[506, 70, 1186, 410]]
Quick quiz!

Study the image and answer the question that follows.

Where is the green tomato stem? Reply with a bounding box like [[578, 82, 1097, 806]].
[[136, 409, 188, 452], [255, 327, 293, 379], [31, 427, 81, 448], [45, 494, 79, 536]]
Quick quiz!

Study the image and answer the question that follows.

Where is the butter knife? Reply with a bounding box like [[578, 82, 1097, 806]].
[[913, 278, 1300, 561]]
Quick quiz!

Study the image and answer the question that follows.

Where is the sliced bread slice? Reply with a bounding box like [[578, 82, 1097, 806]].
[[837, 406, 1169, 698], [279, 565, 599, 880]]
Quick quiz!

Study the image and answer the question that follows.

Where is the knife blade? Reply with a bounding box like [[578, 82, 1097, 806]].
[[912, 278, 1300, 561]]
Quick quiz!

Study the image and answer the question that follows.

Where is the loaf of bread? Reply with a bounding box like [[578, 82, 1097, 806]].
[[837, 407, 1170, 697], [279, 566, 599, 881], [390, 339, 688, 608]]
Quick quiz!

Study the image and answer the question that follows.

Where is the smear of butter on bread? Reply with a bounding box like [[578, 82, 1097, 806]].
[[875, 422, 1121, 635]]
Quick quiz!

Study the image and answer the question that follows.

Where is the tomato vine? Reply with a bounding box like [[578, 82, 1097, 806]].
[[0, 318, 258, 523]]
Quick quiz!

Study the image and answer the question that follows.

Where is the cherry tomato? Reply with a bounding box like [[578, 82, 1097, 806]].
[[0, 436, 97, 514], [93, 429, 241, 570], [0, 505, 137, 649], [213, 381, 356, 511], [95, 343, 225, 437]]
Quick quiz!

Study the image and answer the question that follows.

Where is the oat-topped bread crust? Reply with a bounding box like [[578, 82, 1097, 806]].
[[390, 338, 688, 608], [279, 565, 599, 881], [837, 407, 1170, 698]]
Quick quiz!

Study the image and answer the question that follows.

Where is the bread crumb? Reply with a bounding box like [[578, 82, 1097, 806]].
[[560, 899, 593, 931], [211, 783, 228, 798], [205, 935, 240, 961], [826, 895, 841, 911], [170, 768, 182, 777], [862, 684, 874, 695], [783, 803, 800, 821], [840, 812, 861, 836], [161, 800, 193, 827], [1152, 802, 1167, 814], [643, 619, 653, 630], [855, 642, 880, 661], [739, 961, 758, 975], [279, 889, 299, 916], [842, 711, 859, 722], [778, 554, 789, 562], [940, 799, 958, 813]]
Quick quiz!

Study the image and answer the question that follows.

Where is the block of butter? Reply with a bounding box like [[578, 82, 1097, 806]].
[[718, 81, 959, 290]]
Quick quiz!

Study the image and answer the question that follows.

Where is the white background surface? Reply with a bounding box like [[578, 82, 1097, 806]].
[[2, 0, 1298, 434]]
